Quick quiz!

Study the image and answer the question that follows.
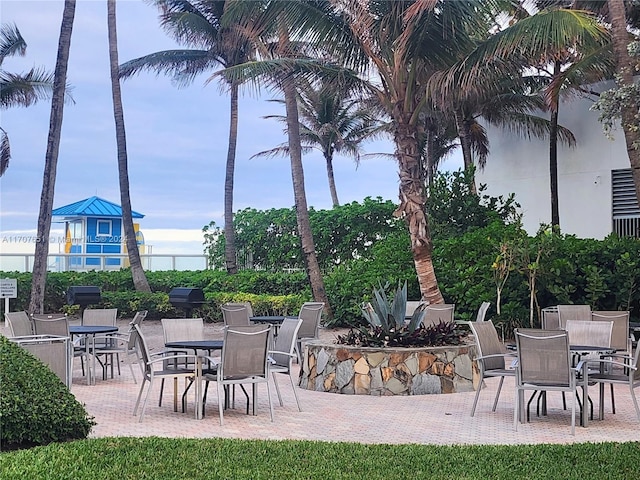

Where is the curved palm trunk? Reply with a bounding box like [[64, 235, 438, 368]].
[[607, 0, 640, 204], [455, 110, 477, 195], [29, 0, 75, 314], [224, 82, 239, 273], [324, 151, 339, 207], [108, 0, 150, 292], [394, 120, 444, 305], [283, 75, 333, 320]]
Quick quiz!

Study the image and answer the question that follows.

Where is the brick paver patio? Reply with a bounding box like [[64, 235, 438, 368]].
[[8, 319, 639, 445]]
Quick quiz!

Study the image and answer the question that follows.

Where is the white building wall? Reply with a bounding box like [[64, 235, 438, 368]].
[[476, 84, 629, 239]]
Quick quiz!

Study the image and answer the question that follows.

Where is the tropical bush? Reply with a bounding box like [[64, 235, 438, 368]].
[[0, 336, 95, 449]]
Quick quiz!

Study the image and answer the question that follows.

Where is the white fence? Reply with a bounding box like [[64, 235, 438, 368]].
[[0, 253, 211, 272]]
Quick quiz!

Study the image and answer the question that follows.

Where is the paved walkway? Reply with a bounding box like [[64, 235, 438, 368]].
[[13, 319, 640, 445]]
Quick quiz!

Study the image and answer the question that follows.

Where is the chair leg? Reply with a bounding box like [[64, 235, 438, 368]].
[[491, 376, 505, 412], [288, 372, 302, 412], [610, 383, 616, 414], [266, 380, 274, 422], [272, 372, 284, 407], [133, 378, 147, 416], [217, 382, 225, 426], [128, 357, 138, 384], [159, 378, 165, 407], [139, 377, 154, 422], [630, 386, 640, 422], [470, 375, 483, 417]]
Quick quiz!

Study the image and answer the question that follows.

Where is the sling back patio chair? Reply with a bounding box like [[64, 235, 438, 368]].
[[514, 328, 585, 435], [475, 302, 491, 322], [5, 311, 33, 337], [224, 302, 254, 318], [557, 305, 592, 329], [422, 304, 455, 328], [221, 304, 251, 327], [31, 313, 86, 376], [469, 321, 516, 417], [269, 317, 303, 411], [295, 302, 324, 364], [132, 324, 202, 422], [202, 324, 274, 425]]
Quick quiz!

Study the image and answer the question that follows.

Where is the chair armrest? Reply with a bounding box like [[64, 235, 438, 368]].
[[146, 353, 200, 367], [268, 350, 296, 358]]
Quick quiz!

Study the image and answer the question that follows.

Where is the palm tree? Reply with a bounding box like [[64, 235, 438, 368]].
[[605, 0, 640, 205], [119, 0, 254, 274], [432, 6, 610, 228], [107, 0, 151, 292], [1, 23, 56, 176], [29, 0, 76, 314], [253, 80, 382, 207]]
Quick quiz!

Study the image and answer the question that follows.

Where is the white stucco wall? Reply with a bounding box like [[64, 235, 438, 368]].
[[476, 83, 630, 239]]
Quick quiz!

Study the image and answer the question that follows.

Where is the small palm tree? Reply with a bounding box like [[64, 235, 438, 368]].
[[119, 0, 254, 274], [254, 80, 383, 207], [0, 23, 56, 176]]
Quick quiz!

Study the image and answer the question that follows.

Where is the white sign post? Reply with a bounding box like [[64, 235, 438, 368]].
[[0, 278, 18, 327]]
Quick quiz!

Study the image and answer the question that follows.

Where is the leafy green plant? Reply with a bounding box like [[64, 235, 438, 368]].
[[0, 337, 95, 449], [337, 281, 465, 347]]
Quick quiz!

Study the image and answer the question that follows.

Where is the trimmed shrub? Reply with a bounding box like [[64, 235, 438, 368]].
[[0, 336, 95, 449]]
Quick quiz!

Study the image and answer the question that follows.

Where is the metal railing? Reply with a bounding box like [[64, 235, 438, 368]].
[[0, 253, 211, 272]]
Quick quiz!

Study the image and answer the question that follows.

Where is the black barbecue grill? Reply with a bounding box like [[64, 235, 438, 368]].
[[67, 286, 102, 306], [168, 287, 206, 317], [67, 286, 102, 318]]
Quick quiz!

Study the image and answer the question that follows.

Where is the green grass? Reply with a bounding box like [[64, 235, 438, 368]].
[[1, 437, 639, 479]]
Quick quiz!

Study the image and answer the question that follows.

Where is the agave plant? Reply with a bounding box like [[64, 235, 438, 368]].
[[361, 281, 426, 337]]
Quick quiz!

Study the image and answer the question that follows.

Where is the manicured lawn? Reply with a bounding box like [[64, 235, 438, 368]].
[[1, 437, 639, 479]]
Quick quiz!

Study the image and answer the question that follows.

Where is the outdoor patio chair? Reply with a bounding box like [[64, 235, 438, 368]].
[[269, 317, 303, 411], [584, 343, 640, 422], [469, 321, 516, 417], [11, 334, 72, 388], [224, 302, 254, 318], [514, 329, 584, 435], [541, 306, 560, 330], [295, 302, 324, 364], [132, 324, 201, 422], [591, 310, 631, 414], [202, 324, 274, 425], [160, 317, 205, 411], [82, 308, 118, 374], [5, 311, 33, 337], [422, 304, 455, 328], [91, 310, 148, 382], [32, 313, 85, 376], [221, 304, 251, 327], [557, 304, 592, 328]]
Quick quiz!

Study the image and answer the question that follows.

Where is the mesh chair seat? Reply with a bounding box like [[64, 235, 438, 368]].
[[5, 311, 33, 337], [422, 304, 455, 328]]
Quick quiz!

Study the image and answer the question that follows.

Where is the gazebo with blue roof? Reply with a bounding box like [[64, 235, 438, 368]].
[[52, 196, 144, 270]]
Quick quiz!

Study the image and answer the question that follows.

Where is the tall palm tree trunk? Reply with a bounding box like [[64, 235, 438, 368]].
[[607, 0, 640, 204], [549, 61, 561, 229], [29, 0, 75, 314], [224, 82, 239, 273], [394, 120, 444, 305], [324, 151, 339, 207], [282, 75, 333, 319], [107, 0, 150, 292]]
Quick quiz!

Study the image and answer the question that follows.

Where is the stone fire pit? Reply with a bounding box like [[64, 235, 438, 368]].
[[300, 340, 478, 395]]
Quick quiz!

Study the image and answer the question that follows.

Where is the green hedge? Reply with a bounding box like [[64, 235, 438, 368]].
[[0, 336, 95, 449], [3, 227, 639, 328]]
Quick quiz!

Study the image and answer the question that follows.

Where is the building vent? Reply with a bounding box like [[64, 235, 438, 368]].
[[612, 169, 640, 238]]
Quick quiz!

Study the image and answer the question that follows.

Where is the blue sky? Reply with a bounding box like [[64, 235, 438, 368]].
[[0, 0, 461, 254]]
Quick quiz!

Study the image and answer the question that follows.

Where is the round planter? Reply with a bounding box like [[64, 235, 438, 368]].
[[300, 340, 478, 396]]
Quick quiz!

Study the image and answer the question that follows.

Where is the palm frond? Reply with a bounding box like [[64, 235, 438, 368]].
[[0, 67, 63, 109], [0, 23, 26, 64], [119, 49, 221, 86], [0, 127, 10, 177]]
